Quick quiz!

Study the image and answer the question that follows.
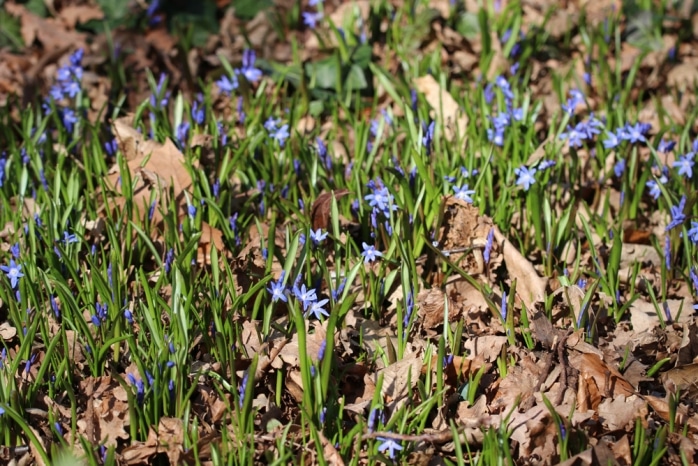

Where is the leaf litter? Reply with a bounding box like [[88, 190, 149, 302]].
[[3, 0, 698, 464]]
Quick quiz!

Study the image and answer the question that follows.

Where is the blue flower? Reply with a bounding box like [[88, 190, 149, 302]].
[[501, 291, 507, 320], [453, 185, 475, 203], [484, 228, 495, 264], [164, 248, 175, 273], [267, 271, 288, 303], [176, 121, 190, 145], [216, 74, 238, 95], [309, 228, 328, 245], [603, 130, 620, 149], [149, 73, 170, 109], [361, 243, 383, 263], [614, 158, 626, 178], [265, 117, 290, 147], [239, 49, 262, 83], [127, 373, 146, 405], [365, 184, 396, 215], [673, 153, 695, 178], [191, 96, 205, 125], [666, 196, 687, 231], [1, 260, 23, 289], [422, 121, 435, 154], [619, 122, 647, 144], [487, 127, 505, 146], [306, 298, 330, 320], [646, 174, 667, 200], [303, 11, 323, 28], [514, 165, 536, 191], [61, 108, 79, 132], [377, 437, 403, 459], [658, 139, 676, 153], [559, 124, 584, 148], [238, 370, 249, 407], [293, 283, 317, 310], [686, 222, 698, 244], [538, 159, 556, 170]]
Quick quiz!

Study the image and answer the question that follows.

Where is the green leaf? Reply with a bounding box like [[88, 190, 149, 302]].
[[306, 57, 341, 90], [95, 0, 132, 22], [232, 0, 273, 20], [0, 10, 23, 50], [456, 12, 480, 39], [345, 64, 368, 91]]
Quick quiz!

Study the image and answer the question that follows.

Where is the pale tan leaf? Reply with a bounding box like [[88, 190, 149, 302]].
[[492, 227, 547, 309], [414, 75, 468, 141]]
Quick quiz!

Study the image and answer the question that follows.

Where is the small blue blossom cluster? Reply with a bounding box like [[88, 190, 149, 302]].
[[559, 113, 604, 150], [367, 110, 392, 153], [315, 138, 332, 172], [216, 49, 264, 96], [484, 75, 524, 147], [364, 177, 398, 237], [91, 302, 108, 327], [45, 49, 85, 133], [500, 29, 525, 59], [303, 0, 324, 29], [267, 271, 331, 320], [264, 117, 290, 148], [645, 166, 669, 201], [127, 372, 148, 406]]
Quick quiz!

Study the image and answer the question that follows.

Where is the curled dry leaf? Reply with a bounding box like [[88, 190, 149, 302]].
[[492, 227, 547, 310], [0, 322, 16, 340], [570, 353, 635, 410], [414, 75, 468, 142], [5, 3, 87, 51], [310, 189, 351, 231]]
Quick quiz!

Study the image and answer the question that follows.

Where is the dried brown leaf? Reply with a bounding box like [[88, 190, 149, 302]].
[[597, 395, 647, 431], [105, 116, 194, 226], [661, 363, 698, 401], [5, 3, 87, 51], [571, 353, 636, 404], [378, 355, 423, 404], [492, 227, 547, 309], [310, 189, 351, 231], [58, 5, 104, 28], [414, 75, 468, 141]]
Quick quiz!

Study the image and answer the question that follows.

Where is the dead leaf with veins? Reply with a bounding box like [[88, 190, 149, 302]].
[[597, 395, 648, 431], [436, 197, 493, 274], [378, 355, 423, 404]]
